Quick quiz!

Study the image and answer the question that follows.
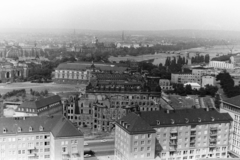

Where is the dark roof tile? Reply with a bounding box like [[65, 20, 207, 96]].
[[116, 108, 232, 134], [0, 115, 83, 137], [222, 95, 240, 107]]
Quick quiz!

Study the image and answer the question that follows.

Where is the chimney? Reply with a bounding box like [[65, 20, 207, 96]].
[[171, 119, 174, 124], [205, 108, 209, 112], [211, 117, 215, 121], [198, 118, 201, 122], [166, 110, 170, 114]]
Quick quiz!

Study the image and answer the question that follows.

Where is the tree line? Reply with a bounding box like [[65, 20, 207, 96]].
[[165, 84, 218, 97], [216, 71, 240, 98]]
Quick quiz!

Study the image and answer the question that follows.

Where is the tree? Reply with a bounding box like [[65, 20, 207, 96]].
[[185, 84, 192, 95], [215, 94, 221, 110], [204, 54, 210, 63], [199, 87, 206, 97]]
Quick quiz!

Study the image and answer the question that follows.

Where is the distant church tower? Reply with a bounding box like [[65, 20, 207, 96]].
[[122, 31, 125, 41]]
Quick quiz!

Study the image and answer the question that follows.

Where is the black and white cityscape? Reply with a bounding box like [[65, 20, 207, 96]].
[[1, 0, 240, 160]]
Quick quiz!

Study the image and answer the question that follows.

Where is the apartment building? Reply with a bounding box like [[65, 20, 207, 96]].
[[0, 115, 84, 160], [171, 73, 200, 84], [115, 108, 232, 160], [220, 95, 240, 157], [202, 76, 216, 88], [171, 67, 215, 85], [159, 79, 173, 90], [14, 95, 62, 117]]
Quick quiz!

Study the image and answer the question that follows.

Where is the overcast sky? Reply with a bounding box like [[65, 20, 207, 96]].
[[0, 0, 240, 31]]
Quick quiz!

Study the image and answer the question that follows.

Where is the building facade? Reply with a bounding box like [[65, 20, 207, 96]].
[[220, 95, 240, 157], [171, 67, 215, 85], [202, 76, 215, 88], [171, 73, 200, 84], [14, 95, 62, 117], [64, 92, 161, 132], [209, 61, 234, 70], [0, 115, 84, 160], [0, 61, 28, 83], [159, 79, 173, 90], [53, 62, 127, 84], [115, 108, 232, 160]]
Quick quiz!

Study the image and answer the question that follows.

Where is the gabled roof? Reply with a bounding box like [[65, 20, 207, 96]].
[[116, 108, 232, 134], [222, 95, 240, 107], [140, 109, 232, 127], [19, 95, 61, 110], [0, 115, 83, 137], [116, 112, 156, 135]]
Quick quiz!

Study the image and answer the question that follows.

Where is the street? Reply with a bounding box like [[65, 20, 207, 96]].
[[84, 140, 115, 160]]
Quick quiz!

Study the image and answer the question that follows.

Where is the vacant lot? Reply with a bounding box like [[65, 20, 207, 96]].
[[0, 82, 86, 95]]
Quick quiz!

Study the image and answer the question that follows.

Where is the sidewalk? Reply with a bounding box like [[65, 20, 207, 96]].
[[97, 155, 114, 160]]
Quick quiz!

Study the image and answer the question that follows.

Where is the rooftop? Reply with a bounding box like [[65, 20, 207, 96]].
[[222, 95, 240, 107], [116, 108, 232, 134], [0, 115, 83, 137], [56, 62, 127, 72], [19, 95, 61, 110]]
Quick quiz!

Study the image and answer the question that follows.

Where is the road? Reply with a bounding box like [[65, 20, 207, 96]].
[[84, 139, 115, 160]]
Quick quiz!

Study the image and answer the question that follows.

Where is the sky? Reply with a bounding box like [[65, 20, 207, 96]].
[[0, 0, 240, 31]]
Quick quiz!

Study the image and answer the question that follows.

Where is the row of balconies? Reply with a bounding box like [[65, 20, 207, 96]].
[[62, 153, 81, 158]]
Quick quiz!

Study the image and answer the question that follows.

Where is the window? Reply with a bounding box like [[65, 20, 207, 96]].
[[44, 155, 50, 158], [62, 147, 67, 153], [134, 141, 138, 146], [39, 126, 43, 131], [147, 134, 151, 138], [148, 140, 151, 144], [140, 147, 144, 151], [18, 127, 22, 132], [29, 126, 32, 132], [147, 153, 150, 157], [141, 141, 144, 145], [18, 150, 21, 154], [44, 148, 50, 152], [45, 141, 50, 146], [72, 146, 77, 153], [147, 147, 151, 151]]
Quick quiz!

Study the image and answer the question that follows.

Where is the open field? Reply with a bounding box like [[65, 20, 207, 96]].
[[0, 82, 86, 95], [109, 45, 240, 65]]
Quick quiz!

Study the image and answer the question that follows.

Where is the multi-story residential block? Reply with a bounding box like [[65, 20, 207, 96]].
[[171, 73, 200, 84], [14, 95, 62, 117], [115, 108, 232, 160], [171, 67, 215, 85], [159, 79, 173, 90], [0, 115, 84, 160], [220, 95, 240, 157], [202, 76, 216, 88]]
